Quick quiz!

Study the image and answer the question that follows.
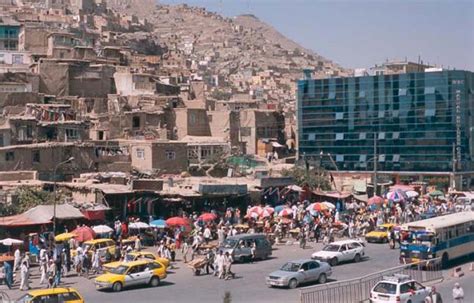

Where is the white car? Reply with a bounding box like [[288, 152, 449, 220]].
[[311, 239, 365, 266], [370, 274, 431, 303]]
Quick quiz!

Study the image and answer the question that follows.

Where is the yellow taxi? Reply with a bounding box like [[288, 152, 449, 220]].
[[103, 251, 170, 271], [16, 288, 84, 303], [95, 259, 167, 292], [72, 238, 116, 258], [365, 223, 395, 243]]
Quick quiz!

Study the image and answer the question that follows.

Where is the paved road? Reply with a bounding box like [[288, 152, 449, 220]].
[[1, 241, 402, 303]]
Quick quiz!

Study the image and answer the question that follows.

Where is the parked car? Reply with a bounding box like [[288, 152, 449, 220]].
[[103, 251, 169, 271], [266, 259, 331, 289], [311, 239, 365, 266], [365, 224, 396, 243], [219, 233, 272, 262], [370, 274, 431, 303], [94, 260, 167, 292], [72, 239, 116, 260], [16, 288, 84, 303]]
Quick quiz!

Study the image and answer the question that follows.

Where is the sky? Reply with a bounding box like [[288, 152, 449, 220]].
[[160, 0, 474, 71]]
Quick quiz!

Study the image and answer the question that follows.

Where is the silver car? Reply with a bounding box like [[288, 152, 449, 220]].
[[266, 259, 332, 289]]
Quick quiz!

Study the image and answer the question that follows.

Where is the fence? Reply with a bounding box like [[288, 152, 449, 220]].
[[300, 258, 443, 303]]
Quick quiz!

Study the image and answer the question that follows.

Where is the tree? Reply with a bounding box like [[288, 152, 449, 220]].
[[282, 167, 332, 191], [0, 187, 58, 217]]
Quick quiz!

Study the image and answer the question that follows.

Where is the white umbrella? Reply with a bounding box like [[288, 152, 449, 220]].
[[321, 201, 336, 209], [0, 238, 23, 246], [92, 225, 114, 234], [405, 190, 419, 198], [129, 222, 150, 229]]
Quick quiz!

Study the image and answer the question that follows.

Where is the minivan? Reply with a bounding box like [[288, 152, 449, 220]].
[[219, 233, 272, 263]]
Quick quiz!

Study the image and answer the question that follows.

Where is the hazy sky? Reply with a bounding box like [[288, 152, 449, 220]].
[[160, 0, 474, 71]]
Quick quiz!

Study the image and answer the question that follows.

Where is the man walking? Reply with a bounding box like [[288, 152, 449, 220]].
[[2, 261, 13, 289], [452, 283, 464, 303], [13, 248, 21, 272], [19, 260, 29, 291]]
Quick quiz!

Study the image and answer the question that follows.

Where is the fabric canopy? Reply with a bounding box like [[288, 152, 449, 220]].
[[0, 204, 84, 227]]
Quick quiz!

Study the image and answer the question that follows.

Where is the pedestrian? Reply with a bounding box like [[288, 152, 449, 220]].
[[250, 241, 256, 262], [19, 260, 29, 291], [39, 256, 48, 285], [223, 252, 234, 280], [182, 240, 190, 263], [452, 283, 464, 303], [54, 256, 62, 287], [91, 250, 100, 274], [47, 259, 55, 288], [216, 250, 225, 279], [2, 261, 13, 289], [13, 247, 21, 272], [425, 286, 443, 303], [135, 235, 142, 251], [203, 226, 212, 243]]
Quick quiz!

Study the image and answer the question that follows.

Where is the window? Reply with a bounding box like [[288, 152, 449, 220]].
[[308, 133, 316, 141], [0, 54, 4, 64], [378, 111, 385, 118], [392, 110, 399, 118], [12, 54, 23, 64], [148, 262, 162, 270], [300, 263, 310, 271], [392, 132, 400, 140], [65, 129, 79, 140], [358, 90, 366, 98], [59, 291, 81, 301], [32, 150, 40, 163], [400, 283, 411, 294], [398, 88, 407, 96], [424, 109, 436, 117], [378, 154, 385, 162], [335, 133, 344, 141], [335, 112, 344, 120], [165, 150, 176, 160], [378, 132, 385, 140], [328, 91, 336, 99], [393, 154, 400, 162], [132, 116, 140, 128], [240, 127, 251, 137], [336, 155, 344, 162], [359, 132, 366, 140], [136, 148, 145, 159], [424, 87, 435, 94], [0, 134, 3, 147], [5, 151, 14, 161], [359, 154, 367, 162], [308, 262, 319, 270]]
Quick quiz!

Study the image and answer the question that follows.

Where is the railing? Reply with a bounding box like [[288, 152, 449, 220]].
[[300, 258, 443, 303]]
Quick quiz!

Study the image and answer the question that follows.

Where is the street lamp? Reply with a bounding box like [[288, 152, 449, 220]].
[[53, 156, 74, 234]]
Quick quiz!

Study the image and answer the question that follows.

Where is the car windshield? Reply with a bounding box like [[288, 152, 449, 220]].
[[16, 294, 34, 303], [375, 226, 388, 232], [124, 254, 136, 262], [323, 244, 340, 252], [280, 262, 301, 272], [373, 282, 397, 294], [108, 265, 129, 275], [222, 239, 237, 248]]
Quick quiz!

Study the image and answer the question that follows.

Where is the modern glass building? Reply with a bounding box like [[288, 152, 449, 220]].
[[297, 70, 474, 177]]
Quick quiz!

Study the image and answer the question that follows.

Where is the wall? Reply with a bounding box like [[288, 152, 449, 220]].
[[151, 142, 187, 174]]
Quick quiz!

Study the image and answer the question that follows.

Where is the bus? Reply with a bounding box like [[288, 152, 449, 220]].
[[399, 211, 474, 267]]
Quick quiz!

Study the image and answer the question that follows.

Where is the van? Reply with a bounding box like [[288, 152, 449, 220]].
[[219, 233, 272, 263]]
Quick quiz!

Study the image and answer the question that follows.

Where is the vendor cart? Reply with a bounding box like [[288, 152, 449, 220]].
[[187, 257, 210, 276]]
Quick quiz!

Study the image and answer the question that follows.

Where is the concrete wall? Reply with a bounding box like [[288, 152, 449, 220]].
[[151, 142, 187, 174]]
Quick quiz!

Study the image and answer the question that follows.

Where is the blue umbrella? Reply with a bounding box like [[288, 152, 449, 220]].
[[274, 205, 285, 213], [150, 219, 167, 228]]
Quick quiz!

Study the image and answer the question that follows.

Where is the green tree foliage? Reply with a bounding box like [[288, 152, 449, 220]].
[[0, 187, 56, 216], [282, 167, 332, 190]]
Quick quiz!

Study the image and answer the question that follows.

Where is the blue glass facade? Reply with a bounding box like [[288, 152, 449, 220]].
[[297, 70, 474, 173]]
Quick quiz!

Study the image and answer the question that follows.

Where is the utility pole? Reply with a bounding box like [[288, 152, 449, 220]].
[[53, 157, 75, 235], [373, 134, 378, 196]]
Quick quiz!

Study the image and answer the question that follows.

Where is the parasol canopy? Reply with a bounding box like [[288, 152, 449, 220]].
[[429, 190, 444, 198], [321, 202, 336, 209], [72, 226, 96, 242], [368, 196, 384, 205], [386, 190, 407, 202], [306, 202, 328, 212], [54, 233, 76, 242], [274, 205, 286, 213], [278, 208, 294, 217], [129, 222, 150, 229], [166, 217, 190, 227], [92, 225, 114, 234], [0, 238, 23, 246], [150, 219, 167, 228], [405, 191, 419, 198], [198, 213, 218, 222], [247, 206, 264, 216]]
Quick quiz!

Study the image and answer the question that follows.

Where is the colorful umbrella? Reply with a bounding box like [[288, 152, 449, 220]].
[[368, 196, 384, 205], [0, 238, 24, 246], [274, 205, 286, 213], [166, 217, 190, 227], [386, 190, 407, 202], [54, 233, 76, 242], [278, 208, 293, 217], [92, 225, 113, 234], [429, 190, 444, 197], [306, 202, 328, 212], [72, 226, 96, 242], [263, 206, 275, 215], [198, 213, 218, 222], [405, 191, 419, 198], [321, 202, 336, 209], [247, 206, 263, 216], [260, 209, 273, 218], [150, 219, 167, 228], [245, 212, 259, 219], [129, 222, 150, 229]]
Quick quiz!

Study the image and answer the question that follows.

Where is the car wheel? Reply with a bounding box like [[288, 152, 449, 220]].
[[318, 273, 327, 284], [288, 278, 298, 289], [382, 237, 388, 243], [149, 276, 160, 287], [112, 282, 122, 292], [354, 253, 361, 263], [330, 257, 338, 266]]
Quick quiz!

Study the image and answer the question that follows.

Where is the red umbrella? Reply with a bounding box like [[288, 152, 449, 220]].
[[198, 213, 217, 222], [72, 226, 96, 242], [278, 208, 293, 217], [166, 217, 190, 227], [368, 196, 384, 205], [247, 206, 263, 216]]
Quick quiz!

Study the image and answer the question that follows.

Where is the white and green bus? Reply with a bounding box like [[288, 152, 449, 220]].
[[399, 211, 474, 267]]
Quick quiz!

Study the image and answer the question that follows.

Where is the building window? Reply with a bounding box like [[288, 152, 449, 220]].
[[240, 127, 251, 137], [424, 109, 436, 117], [65, 129, 79, 140], [0, 134, 3, 147], [398, 88, 407, 96], [424, 87, 435, 94], [5, 151, 14, 161], [392, 110, 399, 118], [136, 148, 145, 159], [392, 132, 400, 140], [328, 91, 336, 99], [32, 150, 40, 163], [132, 116, 140, 128], [378, 132, 385, 140], [308, 133, 316, 141], [200, 147, 212, 159], [378, 111, 385, 118], [335, 112, 344, 120], [378, 154, 386, 162], [359, 132, 366, 140], [359, 154, 367, 163], [0, 54, 4, 64], [358, 90, 366, 98], [165, 150, 176, 160], [336, 155, 344, 162], [335, 133, 344, 141], [393, 154, 400, 162], [12, 54, 23, 64]]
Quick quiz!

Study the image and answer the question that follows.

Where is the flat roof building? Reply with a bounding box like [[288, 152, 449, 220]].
[[297, 70, 474, 189]]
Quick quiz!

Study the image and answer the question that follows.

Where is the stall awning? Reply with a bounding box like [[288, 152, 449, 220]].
[[0, 204, 84, 227]]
